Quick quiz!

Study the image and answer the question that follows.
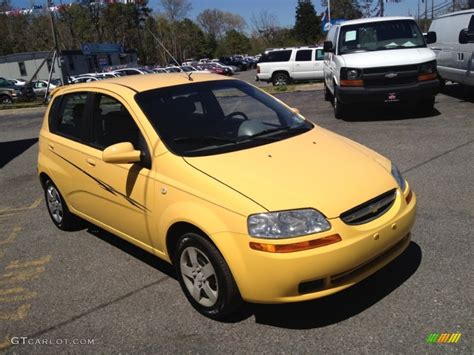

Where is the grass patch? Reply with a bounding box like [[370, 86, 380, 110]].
[[0, 100, 45, 110], [261, 82, 322, 94]]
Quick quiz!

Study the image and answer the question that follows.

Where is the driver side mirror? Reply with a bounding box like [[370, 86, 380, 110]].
[[459, 28, 471, 44], [323, 41, 334, 53], [103, 142, 141, 164], [426, 31, 437, 44]]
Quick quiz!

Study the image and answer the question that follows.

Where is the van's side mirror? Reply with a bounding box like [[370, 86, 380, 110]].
[[103, 142, 141, 164], [426, 31, 437, 44], [323, 41, 334, 53], [459, 28, 469, 44]]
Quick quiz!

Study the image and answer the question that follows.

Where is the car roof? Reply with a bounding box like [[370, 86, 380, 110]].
[[435, 9, 474, 19], [53, 73, 234, 96], [339, 16, 414, 26]]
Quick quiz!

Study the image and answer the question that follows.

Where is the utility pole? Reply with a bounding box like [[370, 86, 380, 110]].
[[380, 0, 385, 17], [45, 0, 65, 101], [431, 0, 434, 18]]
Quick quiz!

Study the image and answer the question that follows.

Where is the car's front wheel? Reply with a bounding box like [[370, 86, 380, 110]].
[[333, 96, 347, 119], [174, 232, 242, 320]]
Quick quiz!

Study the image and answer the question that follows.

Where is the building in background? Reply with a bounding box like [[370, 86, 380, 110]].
[[0, 44, 137, 82]]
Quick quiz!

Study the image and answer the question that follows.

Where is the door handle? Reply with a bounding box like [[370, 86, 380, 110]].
[[86, 157, 96, 167], [48, 143, 54, 151]]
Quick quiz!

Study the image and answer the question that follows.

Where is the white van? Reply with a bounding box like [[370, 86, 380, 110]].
[[256, 46, 325, 86], [323, 17, 439, 119], [428, 10, 474, 87]]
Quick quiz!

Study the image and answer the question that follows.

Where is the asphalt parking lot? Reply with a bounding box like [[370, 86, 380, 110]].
[[0, 79, 472, 353]]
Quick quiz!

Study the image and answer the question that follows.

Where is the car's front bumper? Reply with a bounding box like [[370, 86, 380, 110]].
[[210, 186, 417, 303], [335, 80, 439, 104]]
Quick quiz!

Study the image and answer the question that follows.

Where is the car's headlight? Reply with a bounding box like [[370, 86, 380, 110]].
[[248, 208, 331, 239], [391, 163, 407, 191], [420, 60, 436, 74]]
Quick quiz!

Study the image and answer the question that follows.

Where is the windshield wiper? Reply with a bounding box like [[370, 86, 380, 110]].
[[244, 125, 310, 140], [173, 136, 238, 144]]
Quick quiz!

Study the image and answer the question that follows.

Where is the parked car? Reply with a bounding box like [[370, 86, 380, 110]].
[[323, 16, 439, 119], [38, 74, 416, 320], [70, 76, 99, 84], [428, 9, 474, 87], [219, 56, 248, 71], [180, 66, 198, 72], [113, 68, 149, 76], [164, 66, 182, 73], [31, 80, 59, 96], [8, 79, 27, 86], [0, 77, 36, 104], [256, 46, 325, 86]]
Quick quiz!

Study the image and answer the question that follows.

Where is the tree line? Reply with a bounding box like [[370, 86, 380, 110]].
[[2, 0, 464, 65]]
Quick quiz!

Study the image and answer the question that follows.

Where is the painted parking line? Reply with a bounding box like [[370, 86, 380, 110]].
[[0, 197, 42, 217]]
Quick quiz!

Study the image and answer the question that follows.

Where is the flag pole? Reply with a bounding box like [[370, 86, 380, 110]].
[[328, 0, 331, 22]]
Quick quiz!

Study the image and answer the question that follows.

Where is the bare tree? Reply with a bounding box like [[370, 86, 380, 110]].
[[160, 0, 191, 22], [197, 9, 246, 40]]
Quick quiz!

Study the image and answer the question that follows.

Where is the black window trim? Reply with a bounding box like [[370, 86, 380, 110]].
[[295, 49, 313, 62]]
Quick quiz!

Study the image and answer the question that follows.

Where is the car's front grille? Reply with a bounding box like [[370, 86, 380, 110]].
[[340, 189, 396, 225], [362, 64, 419, 88]]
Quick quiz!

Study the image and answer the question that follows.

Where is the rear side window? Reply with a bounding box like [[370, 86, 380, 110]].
[[316, 49, 324, 60], [49, 93, 88, 141], [295, 50, 312, 61], [260, 50, 292, 63]]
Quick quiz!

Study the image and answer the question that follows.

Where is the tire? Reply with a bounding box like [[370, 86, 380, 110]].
[[0, 95, 13, 105], [416, 97, 435, 115], [324, 81, 332, 101], [44, 179, 81, 231], [272, 72, 290, 86], [174, 232, 243, 320], [333, 96, 346, 119]]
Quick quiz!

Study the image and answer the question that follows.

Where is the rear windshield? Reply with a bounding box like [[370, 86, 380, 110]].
[[135, 80, 312, 157], [338, 20, 425, 54], [259, 50, 292, 63]]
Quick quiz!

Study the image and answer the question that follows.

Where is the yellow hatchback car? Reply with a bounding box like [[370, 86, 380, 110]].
[[38, 73, 416, 319]]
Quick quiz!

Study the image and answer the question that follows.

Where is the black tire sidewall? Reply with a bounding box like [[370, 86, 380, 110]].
[[44, 179, 76, 231], [174, 233, 241, 320]]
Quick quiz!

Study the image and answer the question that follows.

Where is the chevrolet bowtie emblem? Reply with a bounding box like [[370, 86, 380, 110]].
[[385, 72, 398, 79]]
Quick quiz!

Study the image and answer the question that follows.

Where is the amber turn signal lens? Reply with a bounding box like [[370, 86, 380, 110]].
[[340, 79, 363, 87], [405, 190, 413, 205], [418, 73, 437, 81], [249, 234, 342, 253]]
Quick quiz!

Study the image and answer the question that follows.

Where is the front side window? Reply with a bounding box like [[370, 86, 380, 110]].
[[50, 93, 87, 140], [135, 80, 313, 157], [90, 94, 151, 168], [339, 20, 425, 54], [295, 50, 313, 61], [316, 49, 325, 60]]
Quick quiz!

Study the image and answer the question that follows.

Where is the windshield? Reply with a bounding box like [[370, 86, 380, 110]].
[[135, 80, 313, 157], [339, 20, 425, 54]]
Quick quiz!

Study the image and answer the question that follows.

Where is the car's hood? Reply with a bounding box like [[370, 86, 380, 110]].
[[184, 127, 397, 218], [341, 48, 435, 68]]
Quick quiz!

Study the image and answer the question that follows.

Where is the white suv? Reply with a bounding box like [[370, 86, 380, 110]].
[[256, 46, 324, 86], [323, 17, 439, 119]]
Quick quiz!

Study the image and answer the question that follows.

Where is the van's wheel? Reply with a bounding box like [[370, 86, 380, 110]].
[[416, 97, 435, 115], [174, 232, 243, 320], [324, 82, 332, 101], [272, 73, 289, 86], [0, 95, 13, 105], [44, 179, 81, 231], [333, 96, 346, 119]]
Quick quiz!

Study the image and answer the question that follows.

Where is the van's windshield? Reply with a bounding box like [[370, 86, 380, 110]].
[[338, 20, 426, 54]]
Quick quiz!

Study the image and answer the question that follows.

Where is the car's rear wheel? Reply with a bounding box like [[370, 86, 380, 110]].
[[0, 95, 13, 105], [174, 232, 242, 320], [44, 179, 81, 231], [272, 73, 290, 86]]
